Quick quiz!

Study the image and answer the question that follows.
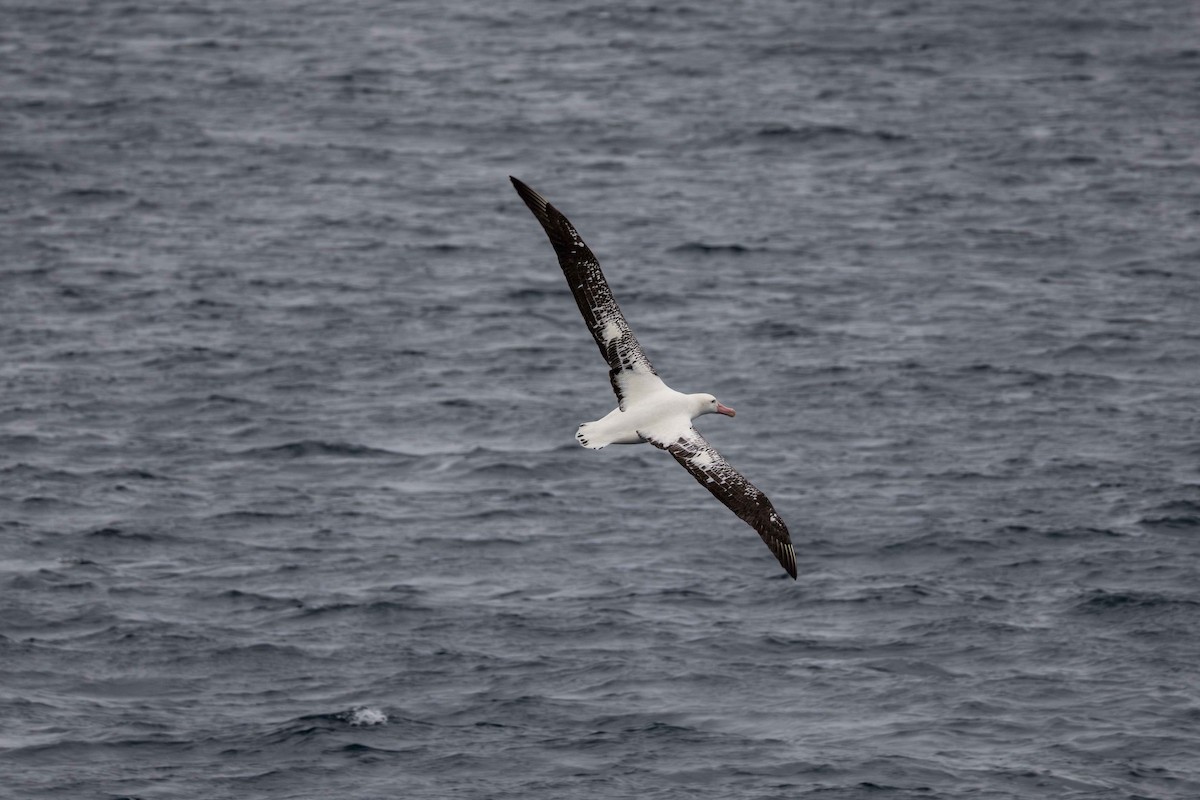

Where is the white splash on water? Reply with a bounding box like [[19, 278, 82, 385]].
[[346, 706, 388, 726]]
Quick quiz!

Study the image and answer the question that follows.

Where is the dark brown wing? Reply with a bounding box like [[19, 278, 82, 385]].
[[645, 426, 797, 579], [510, 177, 663, 408]]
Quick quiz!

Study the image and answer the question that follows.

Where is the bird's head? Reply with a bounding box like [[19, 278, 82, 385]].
[[692, 393, 736, 419]]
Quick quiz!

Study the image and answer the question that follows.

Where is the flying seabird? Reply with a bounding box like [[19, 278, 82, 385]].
[[510, 177, 797, 579]]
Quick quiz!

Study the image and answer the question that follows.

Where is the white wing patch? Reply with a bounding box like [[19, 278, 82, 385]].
[[599, 320, 623, 344]]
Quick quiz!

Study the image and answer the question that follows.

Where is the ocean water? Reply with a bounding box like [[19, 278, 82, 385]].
[[2, 1, 1199, 798]]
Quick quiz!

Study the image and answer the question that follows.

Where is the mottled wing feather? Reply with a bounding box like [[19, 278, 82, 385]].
[[646, 427, 797, 579], [511, 177, 661, 409]]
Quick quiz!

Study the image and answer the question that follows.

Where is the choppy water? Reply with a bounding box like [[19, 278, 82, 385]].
[[3, 1, 1200, 798]]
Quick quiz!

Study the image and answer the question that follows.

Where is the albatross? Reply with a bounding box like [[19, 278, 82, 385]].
[[511, 177, 797, 579]]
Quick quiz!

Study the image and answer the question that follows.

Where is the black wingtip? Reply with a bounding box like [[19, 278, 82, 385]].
[[509, 176, 546, 212], [509, 177, 578, 253], [777, 543, 798, 579]]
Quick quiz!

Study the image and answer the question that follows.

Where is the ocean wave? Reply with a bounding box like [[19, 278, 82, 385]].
[[85, 526, 156, 542], [0, 463, 82, 481], [1138, 500, 1200, 530], [264, 707, 406, 744], [1074, 589, 1200, 613], [212, 589, 305, 612], [294, 599, 432, 620], [237, 440, 410, 460], [668, 241, 761, 255], [752, 123, 908, 142]]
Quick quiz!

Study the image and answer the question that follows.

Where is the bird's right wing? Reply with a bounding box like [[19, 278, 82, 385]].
[[510, 177, 665, 408], [643, 425, 797, 579]]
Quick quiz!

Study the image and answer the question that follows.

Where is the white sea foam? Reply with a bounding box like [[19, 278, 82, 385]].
[[346, 706, 388, 726]]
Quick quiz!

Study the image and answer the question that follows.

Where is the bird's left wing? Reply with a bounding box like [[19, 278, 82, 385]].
[[642, 426, 797, 579], [510, 177, 664, 408]]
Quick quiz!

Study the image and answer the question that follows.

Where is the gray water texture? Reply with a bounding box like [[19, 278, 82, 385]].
[[2, 1, 1200, 798]]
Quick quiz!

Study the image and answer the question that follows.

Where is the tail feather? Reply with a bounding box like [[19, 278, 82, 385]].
[[575, 423, 606, 450]]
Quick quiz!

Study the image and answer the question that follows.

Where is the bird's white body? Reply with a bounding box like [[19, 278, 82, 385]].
[[576, 386, 724, 449]]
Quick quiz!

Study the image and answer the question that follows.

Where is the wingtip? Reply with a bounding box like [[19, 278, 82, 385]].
[[510, 175, 548, 213], [509, 175, 536, 198], [783, 548, 798, 580]]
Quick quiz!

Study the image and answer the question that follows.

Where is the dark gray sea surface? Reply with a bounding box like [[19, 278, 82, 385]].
[[2, 0, 1199, 797]]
